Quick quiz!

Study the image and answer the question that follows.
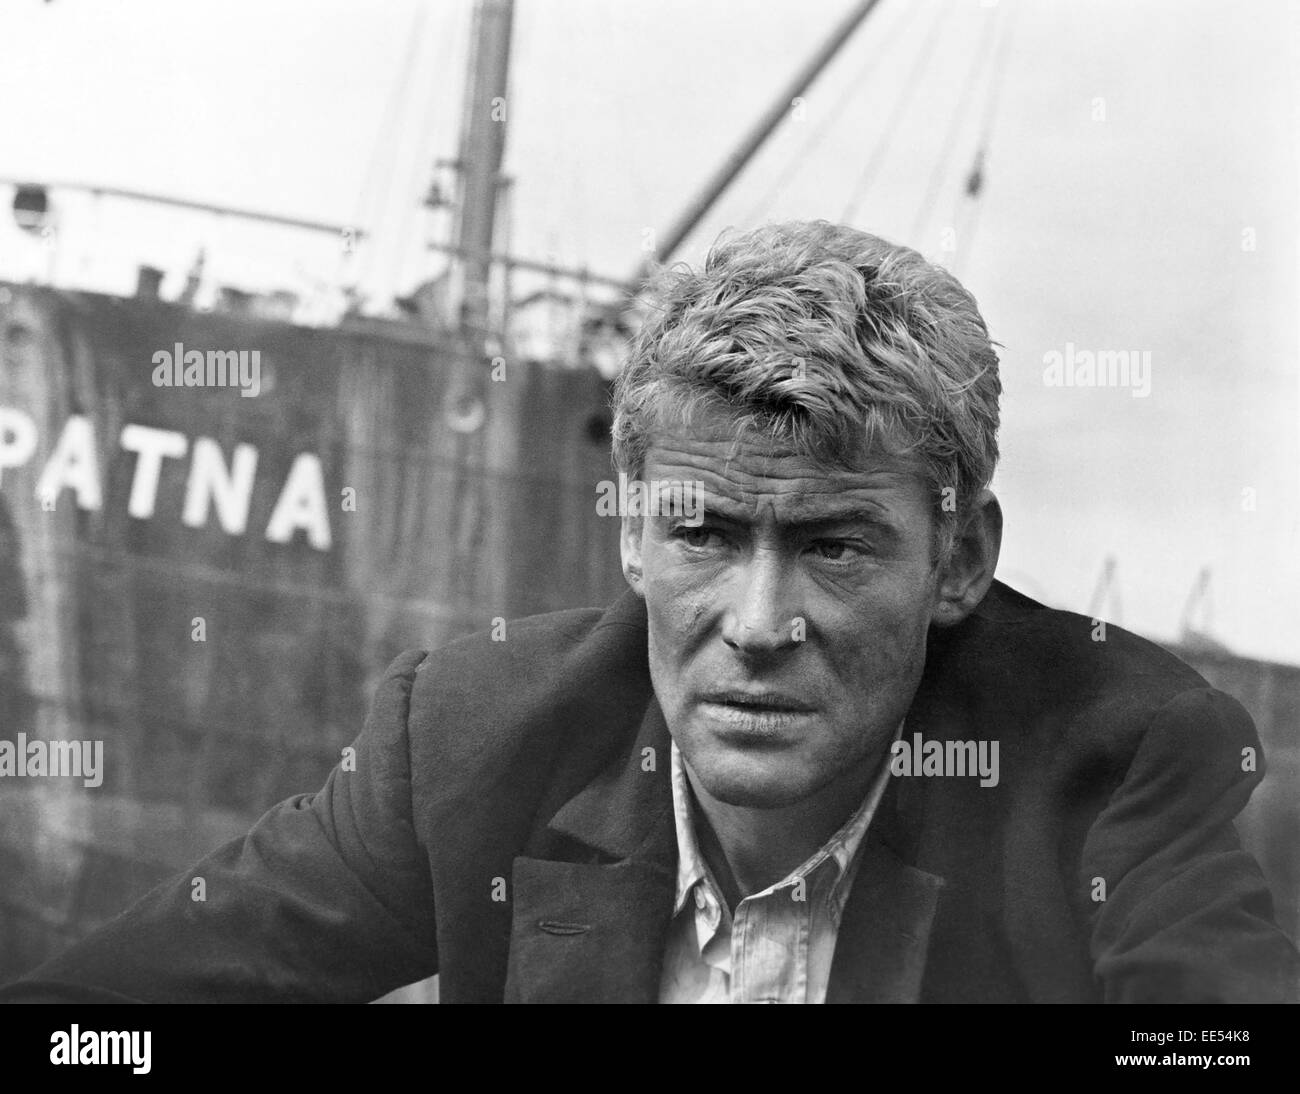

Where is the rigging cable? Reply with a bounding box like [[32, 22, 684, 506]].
[[393, 7, 460, 295], [838, 0, 950, 225], [951, 0, 1021, 278], [905, 3, 1002, 249], [346, 1, 432, 294], [737, 0, 926, 227]]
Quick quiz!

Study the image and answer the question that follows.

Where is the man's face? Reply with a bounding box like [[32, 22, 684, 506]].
[[622, 422, 947, 810]]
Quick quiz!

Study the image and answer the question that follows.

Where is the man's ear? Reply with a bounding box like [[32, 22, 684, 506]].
[[619, 513, 645, 597], [931, 489, 1002, 627]]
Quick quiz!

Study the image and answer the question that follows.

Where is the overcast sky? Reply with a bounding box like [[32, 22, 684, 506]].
[[1, 0, 1296, 663]]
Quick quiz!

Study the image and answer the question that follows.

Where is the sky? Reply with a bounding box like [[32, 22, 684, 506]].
[[0, 0, 1297, 663]]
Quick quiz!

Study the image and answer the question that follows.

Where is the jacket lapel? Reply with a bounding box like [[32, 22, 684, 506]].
[[824, 677, 959, 1004], [504, 700, 678, 1003], [825, 820, 946, 1003]]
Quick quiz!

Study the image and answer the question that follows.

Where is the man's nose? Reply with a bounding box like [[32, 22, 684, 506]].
[[720, 551, 800, 656]]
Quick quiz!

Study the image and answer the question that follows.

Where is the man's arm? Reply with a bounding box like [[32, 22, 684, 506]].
[[0, 651, 440, 1003], [1083, 686, 1300, 1003]]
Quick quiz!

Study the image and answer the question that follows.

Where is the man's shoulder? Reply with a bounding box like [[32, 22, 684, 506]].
[[966, 579, 1208, 690], [396, 589, 653, 782], [409, 588, 648, 703], [934, 579, 1248, 757]]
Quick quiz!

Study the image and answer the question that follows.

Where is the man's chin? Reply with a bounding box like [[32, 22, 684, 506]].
[[686, 750, 819, 810]]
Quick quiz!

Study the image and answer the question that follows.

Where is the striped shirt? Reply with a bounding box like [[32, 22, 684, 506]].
[[657, 729, 899, 1004]]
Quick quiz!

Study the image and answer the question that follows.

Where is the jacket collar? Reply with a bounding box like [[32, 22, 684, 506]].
[[824, 806, 946, 1003], [543, 696, 676, 866]]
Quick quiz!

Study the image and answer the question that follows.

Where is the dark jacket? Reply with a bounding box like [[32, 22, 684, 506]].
[[3, 581, 1297, 1003]]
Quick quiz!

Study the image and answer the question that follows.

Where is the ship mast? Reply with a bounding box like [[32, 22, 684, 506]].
[[451, 0, 515, 339], [627, 0, 883, 287]]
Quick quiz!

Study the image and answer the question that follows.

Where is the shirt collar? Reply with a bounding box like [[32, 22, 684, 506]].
[[669, 739, 712, 914], [669, 720, 904, 919]]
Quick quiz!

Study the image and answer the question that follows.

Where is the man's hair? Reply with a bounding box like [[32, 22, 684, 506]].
[[611, 221, 1001, 562]]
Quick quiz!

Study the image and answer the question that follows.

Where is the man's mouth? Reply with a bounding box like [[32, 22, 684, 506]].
[[699, 689, 818, 714]]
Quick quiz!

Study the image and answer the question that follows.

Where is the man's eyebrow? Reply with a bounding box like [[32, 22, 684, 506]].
[[694, 499, 906, 534], [784, 506, 905, 535]]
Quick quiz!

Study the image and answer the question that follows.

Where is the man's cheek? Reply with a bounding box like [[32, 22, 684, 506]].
[[829, 610, 925, 694], [646, 561, 715, 630], [647, 587, 711, 682]]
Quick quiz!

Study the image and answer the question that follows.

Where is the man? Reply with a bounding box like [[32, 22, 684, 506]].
[[3, 221, 1296, 1003]]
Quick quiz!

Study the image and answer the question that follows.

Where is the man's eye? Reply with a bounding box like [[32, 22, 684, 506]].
[[810, 540, 860, 562], [673, 526, 722, 549]]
